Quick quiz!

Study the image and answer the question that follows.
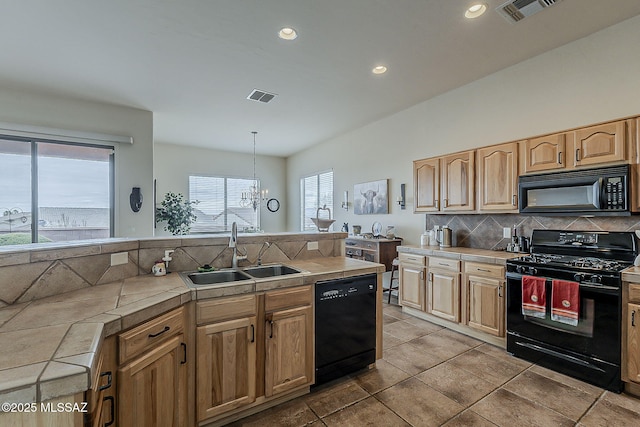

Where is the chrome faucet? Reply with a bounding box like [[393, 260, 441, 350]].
[[229, 222, 247, 268], [257, 241, 271, 265]]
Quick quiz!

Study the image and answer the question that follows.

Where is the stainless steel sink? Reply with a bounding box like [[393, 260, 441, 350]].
[[184, 269, 252, 286], [242, 264, 302, 278]]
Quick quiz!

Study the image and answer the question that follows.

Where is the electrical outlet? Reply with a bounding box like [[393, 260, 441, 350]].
[[111, 252, 129, 266], [307, 241, 319, 251], [503, 227, 512, 239]]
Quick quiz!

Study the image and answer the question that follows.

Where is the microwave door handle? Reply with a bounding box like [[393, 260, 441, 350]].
[[597, 178, 605, 209]]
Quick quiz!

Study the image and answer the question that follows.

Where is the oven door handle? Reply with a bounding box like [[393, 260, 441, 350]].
[[513, 341, 606, 372], [506, 272, 619, 294]]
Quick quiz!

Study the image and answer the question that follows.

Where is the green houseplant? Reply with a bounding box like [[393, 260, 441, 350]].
[[155, 192, 198, 235]]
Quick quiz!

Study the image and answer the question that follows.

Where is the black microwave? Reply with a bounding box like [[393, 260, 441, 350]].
[[518, 165, 630, 216]]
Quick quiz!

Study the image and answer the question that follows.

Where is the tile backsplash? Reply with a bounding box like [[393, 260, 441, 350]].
[[0, 233, 345, 306], [426, 214, 640, 251]]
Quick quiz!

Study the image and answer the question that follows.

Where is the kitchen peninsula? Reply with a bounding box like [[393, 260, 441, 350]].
[[0, 232, 384, 426]]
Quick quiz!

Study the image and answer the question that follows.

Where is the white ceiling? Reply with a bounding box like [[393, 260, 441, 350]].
[[1, 1, 640, 157]]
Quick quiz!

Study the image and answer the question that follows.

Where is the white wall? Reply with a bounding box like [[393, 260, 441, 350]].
[[154, 143, 287, 233], [0, 87, 154, 237], [286, 15, 640, 244]]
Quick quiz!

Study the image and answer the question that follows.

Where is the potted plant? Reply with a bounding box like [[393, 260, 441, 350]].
[[155, 192, 198, 235]]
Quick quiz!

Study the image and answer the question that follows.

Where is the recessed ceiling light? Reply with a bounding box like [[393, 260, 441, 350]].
[[278, 27, 298, 40], [465, 3, 487, 19], [372, 65, 387, 75]]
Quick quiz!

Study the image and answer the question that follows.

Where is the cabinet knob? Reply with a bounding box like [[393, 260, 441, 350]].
[[575, 148, 580, 162], [633, 310, 636, 327], [511, 195, 517, 206], [558, 151, 563, 165]]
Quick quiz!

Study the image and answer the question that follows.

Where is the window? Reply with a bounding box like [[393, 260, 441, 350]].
[[0, 137, 114, 246], [189, 175, 260, 233], [301, 170, 334, 231]]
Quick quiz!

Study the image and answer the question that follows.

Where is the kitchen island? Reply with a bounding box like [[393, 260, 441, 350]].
[[0, 232, 384, 426]]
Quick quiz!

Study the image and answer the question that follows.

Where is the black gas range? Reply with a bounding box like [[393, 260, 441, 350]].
[[506, 229, 638, 392]]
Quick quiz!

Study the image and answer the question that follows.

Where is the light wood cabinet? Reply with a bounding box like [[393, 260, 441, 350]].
[[477, 142, 519, 212], [119, 334, 188, 427], [627, 302, 640, 384], [398, 253, 426, 311], [520, 133, 567, 174], [463, 262, 505, 337], [117, 307, 188, 427], [414, 158, 440, 212], [413, 151, 474, 213], [86, 336, 116, 427], [195, 286, 314, 423], [196, 315, 257, 420], [441, 151, 475, 212], [264, 285, 314, 398], [427, 257, 460, 323], [265, 304, 313, 397], [573, 121, 626, 167]]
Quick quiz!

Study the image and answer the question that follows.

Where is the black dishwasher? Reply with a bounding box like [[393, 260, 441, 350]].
[[314, 273, 377, 386]]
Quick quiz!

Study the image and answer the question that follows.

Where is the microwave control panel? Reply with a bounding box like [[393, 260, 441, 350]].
[[603, 176, 625, 209]]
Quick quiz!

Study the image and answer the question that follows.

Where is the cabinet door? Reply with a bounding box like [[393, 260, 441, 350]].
[[441, 151, 475, 211], [265, 305, 313, 397], [196, 317, 257, 421], [399, 264, 425, 311], [477, 142, 518, 212], [414, 158, 440, 212], [521, 134, 566, 173], [466, 275, 505, 337], [628, 303, 640, 383], [119, 334, 187, 427], [573, 121, 626, 167], [428, 270, 460, 322]]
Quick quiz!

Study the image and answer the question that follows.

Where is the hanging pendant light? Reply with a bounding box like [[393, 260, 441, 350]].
[[240, 131, 268, 211]]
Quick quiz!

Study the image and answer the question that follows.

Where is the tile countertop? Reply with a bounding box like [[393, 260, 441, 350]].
[[0, 257, 383, 404], [397, 245, 521, 265]]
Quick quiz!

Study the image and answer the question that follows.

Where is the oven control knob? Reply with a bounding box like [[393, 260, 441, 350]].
[[528, 267, 538, 275], [516, 265, 525, 274], [590, 275, 602, 284], [573, 273, 585, 282]]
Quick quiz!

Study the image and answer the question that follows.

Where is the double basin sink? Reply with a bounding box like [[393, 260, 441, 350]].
[[181, 264, 302, 287]]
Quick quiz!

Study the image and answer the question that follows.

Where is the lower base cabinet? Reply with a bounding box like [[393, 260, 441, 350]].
[[117, 307, 189, 427], [463, 262, 505, 337], [427, 257, 461, 323], [196, 285, 314, 424], [398, 253, 426, 310]]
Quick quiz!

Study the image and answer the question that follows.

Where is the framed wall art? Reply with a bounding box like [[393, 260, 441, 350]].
[[353, 179, 388, 215]]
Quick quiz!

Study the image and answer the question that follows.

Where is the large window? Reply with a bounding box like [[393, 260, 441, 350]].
[[301, 170, 334, 231], [0, 137, 114, 246], [189, 175, 260, 233]]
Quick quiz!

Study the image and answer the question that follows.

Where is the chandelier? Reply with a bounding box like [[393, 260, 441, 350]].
[[240, 131, 268, 211]]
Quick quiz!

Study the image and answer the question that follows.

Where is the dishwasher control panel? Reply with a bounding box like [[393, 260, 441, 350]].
[[318, 284, 376, 301]]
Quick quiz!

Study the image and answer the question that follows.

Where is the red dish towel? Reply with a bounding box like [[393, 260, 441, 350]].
[[551, 279, 580, 326], [522, 276, 546, 318]]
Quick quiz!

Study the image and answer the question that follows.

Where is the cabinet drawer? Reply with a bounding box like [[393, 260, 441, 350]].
[[119, 307, 184, 364], [346, 239, 378, 250], [399, 253, 426, 266], [429, 257, 460, 271], [464, 262, 505, 279], [196, 294, 257, 325], [629, 284, 640, 302], [265, 285, 312, 312]]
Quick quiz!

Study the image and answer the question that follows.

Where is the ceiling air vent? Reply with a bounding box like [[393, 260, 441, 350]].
[[247, 89, 277, 104], [496, 0, 562, 23]]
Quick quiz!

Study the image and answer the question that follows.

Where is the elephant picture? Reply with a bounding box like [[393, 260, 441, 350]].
[[354, 179, 389, 215]]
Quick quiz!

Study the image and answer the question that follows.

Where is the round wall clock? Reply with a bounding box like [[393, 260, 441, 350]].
[[266, 198, 280, 212]]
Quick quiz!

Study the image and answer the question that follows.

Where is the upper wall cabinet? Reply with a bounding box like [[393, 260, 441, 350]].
[[573, 121, 627, 167], [414, 158, 440, 212], [441, 151, 475, 212], [520, 133, 568, 174], [414, 151, 475, 213], [477, 142, 518, 213]]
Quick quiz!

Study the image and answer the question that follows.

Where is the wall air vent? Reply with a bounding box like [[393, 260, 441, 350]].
[[496, 0, 562, 23], [247, 89, 277, 103]]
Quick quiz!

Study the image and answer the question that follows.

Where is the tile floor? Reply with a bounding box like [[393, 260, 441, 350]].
[[229, 302, 640, 427]]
